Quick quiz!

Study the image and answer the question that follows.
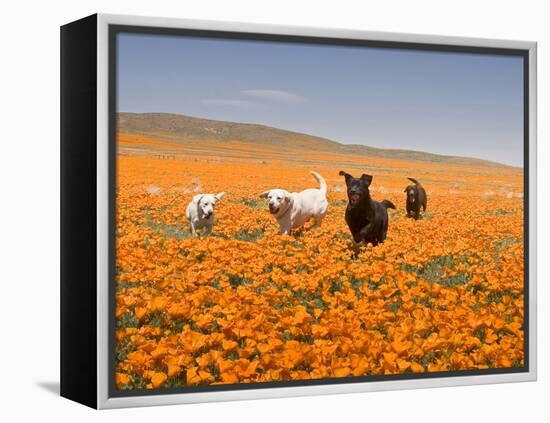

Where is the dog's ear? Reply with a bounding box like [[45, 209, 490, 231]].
[[361, 174, 373, 186], [214, 192, 225, 202], [339, 170, 352, 184], [259, 191, 270, 198], [404, 185, 411, 193], [193, 194, 204, 204], [282, 190, 291, 202]]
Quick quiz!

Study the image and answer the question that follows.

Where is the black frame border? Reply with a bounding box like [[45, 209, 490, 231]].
[[107, 24, 530, 399], [60, 14, 98, 409]]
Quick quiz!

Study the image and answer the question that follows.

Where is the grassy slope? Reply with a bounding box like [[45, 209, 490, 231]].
[[117, 112, 514, 169]]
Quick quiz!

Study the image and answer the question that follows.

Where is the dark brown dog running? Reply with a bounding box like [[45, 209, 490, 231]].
[[339, 171, 396, 246]]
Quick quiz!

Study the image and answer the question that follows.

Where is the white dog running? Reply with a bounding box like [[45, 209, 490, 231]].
[[260, 171, 328, 235], [185, 192, 225, 236]]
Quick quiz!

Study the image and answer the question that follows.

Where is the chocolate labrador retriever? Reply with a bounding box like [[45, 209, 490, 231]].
[[404, 177, 427, 220], [339, 171, 396, 246]]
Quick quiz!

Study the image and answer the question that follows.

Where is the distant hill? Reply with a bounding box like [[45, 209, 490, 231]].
[[117, 112, 513, 168]]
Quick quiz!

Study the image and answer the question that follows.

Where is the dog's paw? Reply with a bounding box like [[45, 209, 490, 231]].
[[351, 240, 364, 249]]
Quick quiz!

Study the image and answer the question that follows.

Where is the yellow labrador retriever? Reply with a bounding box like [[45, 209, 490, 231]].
[[185, 192, 224, 236], [260, 171, 328, 235]]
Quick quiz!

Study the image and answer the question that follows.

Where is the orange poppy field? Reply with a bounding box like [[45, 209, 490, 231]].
[[114, 133, 525, 390]]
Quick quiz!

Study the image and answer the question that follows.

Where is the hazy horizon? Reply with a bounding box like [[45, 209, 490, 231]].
[[117, 33, 525, 167], [117, 110, 521, 167]]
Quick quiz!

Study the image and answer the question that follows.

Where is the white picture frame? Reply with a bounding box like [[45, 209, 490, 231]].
[[60, 13, 537, 409]]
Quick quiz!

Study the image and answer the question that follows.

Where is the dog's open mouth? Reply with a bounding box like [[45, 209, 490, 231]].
[[269, 207, 279, 214], [349, 194, 361, 204]]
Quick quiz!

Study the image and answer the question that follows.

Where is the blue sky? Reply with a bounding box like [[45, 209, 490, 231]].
[[117, 33, 524, 166]]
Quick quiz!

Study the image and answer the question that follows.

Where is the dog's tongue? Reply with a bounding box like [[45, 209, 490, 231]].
[[351, 194, 360, 202]]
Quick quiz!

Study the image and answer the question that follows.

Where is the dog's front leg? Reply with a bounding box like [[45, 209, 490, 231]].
[[189, 221, 197, 237], [356, 222, 374, 243], [204, 224, 212, 237], [279, 223, 291, 235]]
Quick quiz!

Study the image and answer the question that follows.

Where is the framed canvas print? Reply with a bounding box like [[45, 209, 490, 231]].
[[60, 14, 537, 409]]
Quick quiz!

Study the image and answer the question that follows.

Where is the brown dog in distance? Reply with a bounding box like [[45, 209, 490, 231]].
[[404, 177, 427, 220]]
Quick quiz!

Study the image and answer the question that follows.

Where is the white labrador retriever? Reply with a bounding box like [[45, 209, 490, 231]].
[[185, 192, 224, 236], [260, 171, 328, 235]]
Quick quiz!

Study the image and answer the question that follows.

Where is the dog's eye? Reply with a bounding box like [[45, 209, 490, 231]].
[[277, 196, 281, 200]]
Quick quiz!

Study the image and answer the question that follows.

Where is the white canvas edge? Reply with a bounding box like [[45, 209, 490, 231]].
[[96, 13, 537, 409]]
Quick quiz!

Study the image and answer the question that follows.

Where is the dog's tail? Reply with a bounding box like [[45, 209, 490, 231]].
[[310, 171, 327, 196], [407, 177, 421, 186], [381, 199, 396, 210]]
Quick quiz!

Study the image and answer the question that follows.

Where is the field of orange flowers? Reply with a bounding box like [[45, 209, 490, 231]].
[[115, 133, 525, 390]]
